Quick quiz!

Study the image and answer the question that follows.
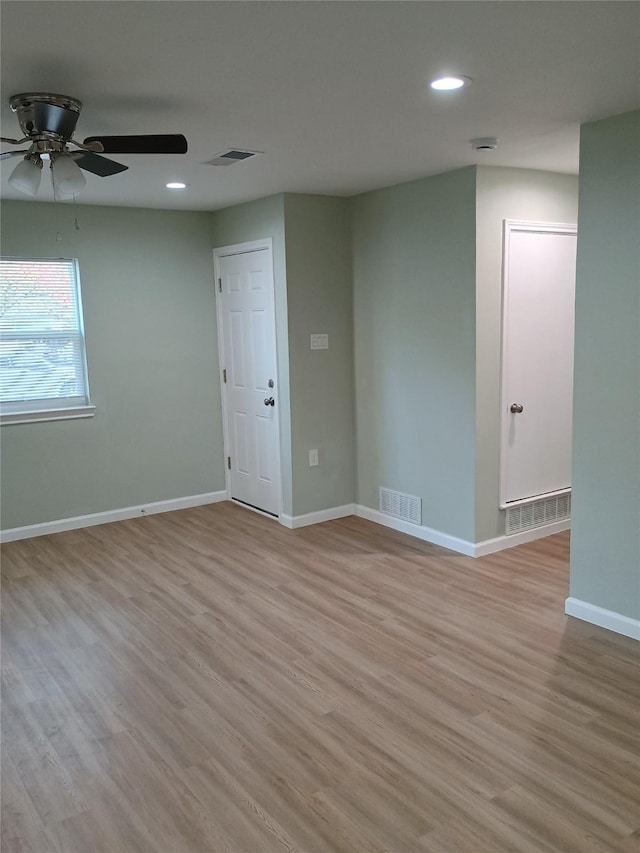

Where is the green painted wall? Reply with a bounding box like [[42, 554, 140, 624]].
[[283, 194, 354, 515], [475, 167, 579, 541], [209, 194, 293, 515], [350, 168, 477, 542], [7, 156, 624, 578], [210, 193, 354, 518], [1, 200, 224, 529], [570, 110, 640, 620]]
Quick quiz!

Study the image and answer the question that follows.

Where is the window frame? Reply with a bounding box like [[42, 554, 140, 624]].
[[0, 256, 95, 425]]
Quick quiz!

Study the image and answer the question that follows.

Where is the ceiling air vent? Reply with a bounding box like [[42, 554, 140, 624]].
[[205, 149, 263, 166]]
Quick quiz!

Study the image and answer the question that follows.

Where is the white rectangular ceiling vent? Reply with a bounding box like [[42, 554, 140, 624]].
[[205, 149, 263, 166], [506, 493, 571, 535], [379, 487, 422, 526]]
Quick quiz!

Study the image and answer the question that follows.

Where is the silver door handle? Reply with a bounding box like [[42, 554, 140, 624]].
[[264, 397, 275, 407], [510, 403, 524, 414]]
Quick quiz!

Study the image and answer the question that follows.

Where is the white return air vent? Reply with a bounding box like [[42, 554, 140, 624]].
[[205, 149, 263, 166], [506, 493, 571, 535], [379, 487, 422, 525]]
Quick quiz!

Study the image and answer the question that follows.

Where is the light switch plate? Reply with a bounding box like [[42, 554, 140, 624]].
[[309, 449, 319, 467], [310, 333, 329, 350]]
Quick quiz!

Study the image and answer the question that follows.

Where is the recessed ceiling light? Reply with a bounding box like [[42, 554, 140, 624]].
[[165, 181, 187, 189], [430, 76, 471, 91]]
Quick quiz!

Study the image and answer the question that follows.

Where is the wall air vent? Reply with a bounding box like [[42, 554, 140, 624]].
[[379, 487, 422, 526], [204, 149, 263, 166], [506, 493, 571, 535]]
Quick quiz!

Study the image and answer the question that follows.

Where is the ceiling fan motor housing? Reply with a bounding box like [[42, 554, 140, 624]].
[[10, 93, 82, 140]]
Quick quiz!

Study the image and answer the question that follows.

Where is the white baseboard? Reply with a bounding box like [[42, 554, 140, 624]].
[[565, 597, 640, 641], [0, 491, 227, 543], [353, 505, 476, 556], [1, 490, 570, 558], [354, 505, 569, 558], [280, 504, 355, 530], [474, 519, 571, 557]]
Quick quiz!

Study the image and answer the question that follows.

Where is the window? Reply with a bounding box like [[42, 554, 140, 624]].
[[0, 257, 94, 424]]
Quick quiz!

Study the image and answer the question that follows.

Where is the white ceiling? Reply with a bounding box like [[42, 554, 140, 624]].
[[1, 1, 639, 211]]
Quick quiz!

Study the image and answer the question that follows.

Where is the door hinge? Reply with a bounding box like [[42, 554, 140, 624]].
[[223, 368, 227, 383], [227, 456, 231, 470], [218, 278, 222, 293]]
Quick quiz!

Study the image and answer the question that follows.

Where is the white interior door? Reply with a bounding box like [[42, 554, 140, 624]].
[[500, 221, 577, 506], [216, 242, 280, 516]]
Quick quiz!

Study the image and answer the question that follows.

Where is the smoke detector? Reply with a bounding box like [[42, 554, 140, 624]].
[[471, 137, 498, 151]]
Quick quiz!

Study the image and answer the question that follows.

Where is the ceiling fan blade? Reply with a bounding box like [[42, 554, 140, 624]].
[[74, 151, 128, 177], [83, 134, 188, 155], [1, 150, 28, 160], [33, 102, 79, 138]]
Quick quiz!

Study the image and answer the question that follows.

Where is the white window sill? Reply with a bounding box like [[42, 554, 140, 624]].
[[0, 405, 96, 426]]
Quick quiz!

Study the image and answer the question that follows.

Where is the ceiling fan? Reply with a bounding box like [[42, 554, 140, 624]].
[[1, 92, 187, 198]]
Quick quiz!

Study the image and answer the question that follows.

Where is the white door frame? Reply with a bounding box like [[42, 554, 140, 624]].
[[499, 219, 577, 509], [213, 238, 283, 518]]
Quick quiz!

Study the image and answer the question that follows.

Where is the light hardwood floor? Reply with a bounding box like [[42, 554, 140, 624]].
[[2, 502, 639, 852]]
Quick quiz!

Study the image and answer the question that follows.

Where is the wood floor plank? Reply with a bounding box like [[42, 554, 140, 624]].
[[2, 502, 638, 851]]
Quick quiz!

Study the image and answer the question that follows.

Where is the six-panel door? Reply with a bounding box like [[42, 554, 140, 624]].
[[219, 247, 280, 516]]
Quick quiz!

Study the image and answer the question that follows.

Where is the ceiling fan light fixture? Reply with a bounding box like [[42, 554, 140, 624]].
[[4, 93, 187, 198], [430, 75, 471, 91], [50, 151, 86, 198], [8, 154, 43, 196]]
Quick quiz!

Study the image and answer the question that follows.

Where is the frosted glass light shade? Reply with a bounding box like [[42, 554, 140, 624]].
[[8, 157, 42, 196], [51, 153, 86, 198]]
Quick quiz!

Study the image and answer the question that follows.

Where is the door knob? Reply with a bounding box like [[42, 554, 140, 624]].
[[264, 397, 275, 407], [510, 403, 524, 414]]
